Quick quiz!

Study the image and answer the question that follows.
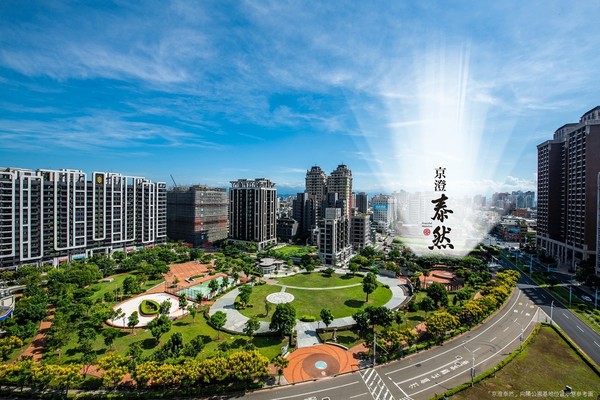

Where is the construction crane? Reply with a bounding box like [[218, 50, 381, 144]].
[[170, 174, 178, 189]]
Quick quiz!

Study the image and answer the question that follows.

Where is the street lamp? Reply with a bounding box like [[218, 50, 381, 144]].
[[462, 341, 475, 386], [515, 321, 524, 352], [550, 301, 554, 325]]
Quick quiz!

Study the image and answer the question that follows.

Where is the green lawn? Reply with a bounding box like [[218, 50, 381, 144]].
[[238, 275, 392, 321], [88, 273, 163, 303], [274, 272, 362, 288], [271, 245, 317, 257], [451, 325, 600, 399], [46, 311, 284, 364]]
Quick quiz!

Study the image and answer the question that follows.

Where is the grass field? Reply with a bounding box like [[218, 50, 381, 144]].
[[238, 274, 393, 321], [45, 311, 284, 364], [274, 272, 362, 288], [451, 325, 600, 399], [271, 245, 317, 257], [88, 273, 163, 303]]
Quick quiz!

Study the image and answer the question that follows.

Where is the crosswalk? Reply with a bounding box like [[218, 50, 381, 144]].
[[360, 368, 396, 400]]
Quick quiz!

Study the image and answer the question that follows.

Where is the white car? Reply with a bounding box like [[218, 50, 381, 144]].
[[581, 295, 592, 302]]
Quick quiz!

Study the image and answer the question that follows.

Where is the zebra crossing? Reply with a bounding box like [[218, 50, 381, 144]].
[[359, 368, 396, 400]]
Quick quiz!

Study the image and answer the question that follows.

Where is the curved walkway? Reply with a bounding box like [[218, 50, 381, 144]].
[[209, 272, 408, 346], [274, 283, 361, 290]]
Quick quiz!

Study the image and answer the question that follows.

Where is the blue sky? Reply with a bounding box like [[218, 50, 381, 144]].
[[1, 1, 599, 196]]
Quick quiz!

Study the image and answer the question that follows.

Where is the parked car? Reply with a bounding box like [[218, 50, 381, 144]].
[[581, 295, 592, 302]]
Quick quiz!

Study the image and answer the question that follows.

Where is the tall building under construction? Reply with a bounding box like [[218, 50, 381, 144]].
[[166, 185, 228, 246]]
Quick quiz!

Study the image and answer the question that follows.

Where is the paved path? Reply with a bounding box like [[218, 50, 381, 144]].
[[209, 273, 408, 346]]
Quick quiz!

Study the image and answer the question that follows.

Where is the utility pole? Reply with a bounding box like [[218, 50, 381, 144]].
[[463, 342, 475, 386], [550, 301, 554, 325], [373, 332, 376, 367], [569, 286, 572, 307]]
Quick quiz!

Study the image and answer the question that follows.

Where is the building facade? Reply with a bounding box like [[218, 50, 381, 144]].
[[0, 167, 166, 269], [167, 185, 228, 247], [228, 178, 277, 251], [537, 106, 600, 273], [356, 192, 368, 214], [351, 213, 371, 250], [371, 194, 396, 228], [318, 208, 352, 266], [327, 164, 353, 220]]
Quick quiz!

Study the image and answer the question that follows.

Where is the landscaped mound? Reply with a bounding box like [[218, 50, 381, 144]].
[[139, 299, 160, 316]]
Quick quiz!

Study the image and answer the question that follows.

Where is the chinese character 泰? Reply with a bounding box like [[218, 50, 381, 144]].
[[431, 193, 454, 223]]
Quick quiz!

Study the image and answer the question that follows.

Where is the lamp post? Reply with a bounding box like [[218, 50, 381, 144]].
[[529, 254, 533, 275], [550, 301, 554, 325], [569, 286, 572, 307], [515, 321, 524, 352], [373, 332, 377, 367], [595, 287, 598, 309], [463, 341, 475, 386]]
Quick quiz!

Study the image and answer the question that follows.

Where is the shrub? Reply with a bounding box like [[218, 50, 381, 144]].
[[300, 315, 316, 322], [139, 299, 160, 316]]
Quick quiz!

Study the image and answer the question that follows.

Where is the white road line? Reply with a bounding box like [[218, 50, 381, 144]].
[[395, 358, 465, 385], [490, 337, 497, 342], [408, 308, 539, 397], [513, 318, 518, 322], [474, 347, 481, 353], [389, 377, 413, 400], [503, 326, 509, 332], [577, 325, 584, 332], [349, 393, 369, 399], [385, 290, 524, 376], [271, 381, 359, 400], [594, 341, 600, 348], [562, 312, 570, 319]]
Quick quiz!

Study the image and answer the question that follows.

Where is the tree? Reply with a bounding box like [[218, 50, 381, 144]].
[[425, 311, 459, 343], [182, 335, 205, 358], [239, 285, 252, 308], [188, 304, 198, 324], [221, 276, 230, 292], [426, 281, 448, 307], [97, 354, 128, 389], [112, 308, 126, 326], [128, 311, 139, 333], [195, 291, 203, 305], [210, 311, 227, 340], [123, 275, 140, 294], [362, 272, 378, 302], [349, 262, 360, 276], [272, 354, 289, 384], [419, 296, 436, 314], [323, 267, 335, 277], [178, 293, 188, 317], [102, 327, 120, 350], [0, 336, 23, 361], [148, 314, 172, 344], [209, 278, 220, 296], [352, 310, 370, 338], [320, 309, 334, 332], [269, 303, 296, 340], [365, 306, 393, 330], [127, 342, 143, 365], [159, 300, 172, 316], [264, 300, 272, 317], [244, 317, 260, 342]]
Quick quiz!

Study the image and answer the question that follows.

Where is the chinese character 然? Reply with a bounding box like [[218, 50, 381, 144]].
[[428, 225, 454, 250], [431, 193, 454, 223], [435, 167, 446, 179], [434, 179, 446, 191]]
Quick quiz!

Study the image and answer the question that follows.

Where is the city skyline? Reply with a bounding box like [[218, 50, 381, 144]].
[[2, 2, 600, 195]]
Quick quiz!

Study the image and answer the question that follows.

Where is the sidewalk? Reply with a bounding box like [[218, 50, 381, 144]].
[[208, 273, 409, 345]]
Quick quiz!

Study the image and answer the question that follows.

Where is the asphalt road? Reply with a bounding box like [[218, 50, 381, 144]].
[[223, 256, 600, 400], [238, 287, 538, 400]]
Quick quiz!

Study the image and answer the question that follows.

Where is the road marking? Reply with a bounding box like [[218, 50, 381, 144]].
[[525, 313, 530, 317], [388, 377, 413, 400], [349, 393, 369, 399], [514, 318, 518, 322], [490, 337, 497, 342], [503, 327, 509, 332], [385, 290, 524, 376], [577, 325, 584, 332], [395, 358, 468, 385], [360, 368, 395, 400], [562, 312, 570, 320], [514, 309, 518, 313], [541, 294, 546, 299], [594, 341, 600, 348], [270, 381, 359, 400]]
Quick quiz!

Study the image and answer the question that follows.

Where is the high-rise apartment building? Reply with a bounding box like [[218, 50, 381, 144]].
[[228, 178, 277, 250], [327, 164, 353, 220], [167, 185, 228, 247], [351, 213, 371, 250], [305, 166, 327, 223], [292, 192, 315, 241], [537, 106, 600, 274], [0, 167, 166, 269], [356, 192, 368, 214], [372, 194, 396, 228], [318, 208, 351, 266]]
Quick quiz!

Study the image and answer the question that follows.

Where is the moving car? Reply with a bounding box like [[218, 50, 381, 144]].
[[581, 295, 592, 302]]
